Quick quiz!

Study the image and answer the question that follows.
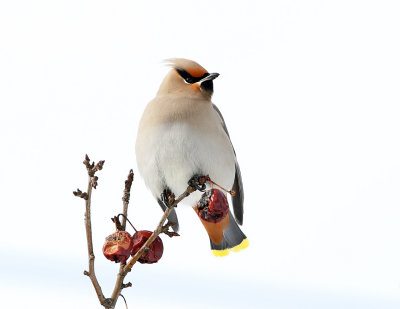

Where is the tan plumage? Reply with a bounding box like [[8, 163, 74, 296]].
[[135, 58, 248, 256]]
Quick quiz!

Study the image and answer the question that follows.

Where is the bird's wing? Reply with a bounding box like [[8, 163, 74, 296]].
[[212, 104, 244, 225]]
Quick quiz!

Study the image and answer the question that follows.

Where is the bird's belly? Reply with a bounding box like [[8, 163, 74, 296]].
[[137, 121, 236, 205]]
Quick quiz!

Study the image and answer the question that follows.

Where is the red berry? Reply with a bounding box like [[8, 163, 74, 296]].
[[196, 189, 229, 223], [131, 230, 164, 264], [103, 231, 133, 263]]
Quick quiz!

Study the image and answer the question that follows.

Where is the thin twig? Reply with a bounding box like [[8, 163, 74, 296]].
[[161, 221, 180, 238], [120, 294, 129, 309], [112, 170, 135, 309], [77, 155, 107, 306], [121, 169, 134, 230]]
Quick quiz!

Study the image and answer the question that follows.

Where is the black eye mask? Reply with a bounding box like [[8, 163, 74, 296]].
[[176, 69, 209, 84]]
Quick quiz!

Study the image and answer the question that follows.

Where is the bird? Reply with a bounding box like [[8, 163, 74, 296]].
[[135, 58, 248, 256]]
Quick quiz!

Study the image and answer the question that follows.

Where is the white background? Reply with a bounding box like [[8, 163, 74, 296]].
[[1, 1, 400, 308]]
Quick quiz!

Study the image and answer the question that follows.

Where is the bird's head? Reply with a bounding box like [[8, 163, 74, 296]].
[[157, 58, 219, 99]]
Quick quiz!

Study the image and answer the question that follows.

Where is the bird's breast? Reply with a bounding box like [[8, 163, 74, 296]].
[[136, 102, 236, 205]]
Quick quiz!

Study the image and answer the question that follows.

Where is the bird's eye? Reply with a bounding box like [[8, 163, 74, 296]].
[[177, 69, 196, 84], [184, 76, 194, 84]]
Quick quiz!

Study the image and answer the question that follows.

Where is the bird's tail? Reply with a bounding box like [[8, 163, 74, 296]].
[[196, 209, 249, 256], [210, 210, 249, 256]]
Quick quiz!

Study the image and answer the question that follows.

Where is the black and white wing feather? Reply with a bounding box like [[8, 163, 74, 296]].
[[212, 104, 244, 225]]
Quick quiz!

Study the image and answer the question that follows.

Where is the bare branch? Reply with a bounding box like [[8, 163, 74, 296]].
[[109, 169, 136, 308], [79, 155, 107, 305], [121, 169, 134, 230], [76, 155, 197, 309]]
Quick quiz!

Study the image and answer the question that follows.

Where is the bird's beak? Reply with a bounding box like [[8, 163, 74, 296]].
[[199, 72, 220, 83]]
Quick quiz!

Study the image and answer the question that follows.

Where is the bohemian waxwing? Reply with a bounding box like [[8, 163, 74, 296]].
[[135, 58, 248, 256]]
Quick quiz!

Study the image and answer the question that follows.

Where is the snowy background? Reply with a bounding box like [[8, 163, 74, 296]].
[[1, 1, 400, 308]]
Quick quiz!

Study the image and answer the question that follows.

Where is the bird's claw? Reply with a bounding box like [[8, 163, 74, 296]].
[[161, 189, 175, 208], [188, 174, 209, 192]]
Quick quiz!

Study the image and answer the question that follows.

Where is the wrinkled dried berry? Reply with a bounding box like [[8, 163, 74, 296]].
[[131, 230, 164, 264], [196, 189, 229, 223], [103, 231, 133, 263]]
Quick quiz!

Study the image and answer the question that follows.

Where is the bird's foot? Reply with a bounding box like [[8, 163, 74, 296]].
[[160, 189, 175, 208], [188, 174, 209, 192]]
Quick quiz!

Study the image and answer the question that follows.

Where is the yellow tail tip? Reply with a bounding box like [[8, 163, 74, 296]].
[[212, 248, 230, 257], [212, 238, 249, 257], [232, 238, 249, 252]]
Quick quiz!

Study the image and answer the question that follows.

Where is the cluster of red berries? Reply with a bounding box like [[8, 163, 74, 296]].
[[103, 188, 228, 264], [103, 229, 163, 264]]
